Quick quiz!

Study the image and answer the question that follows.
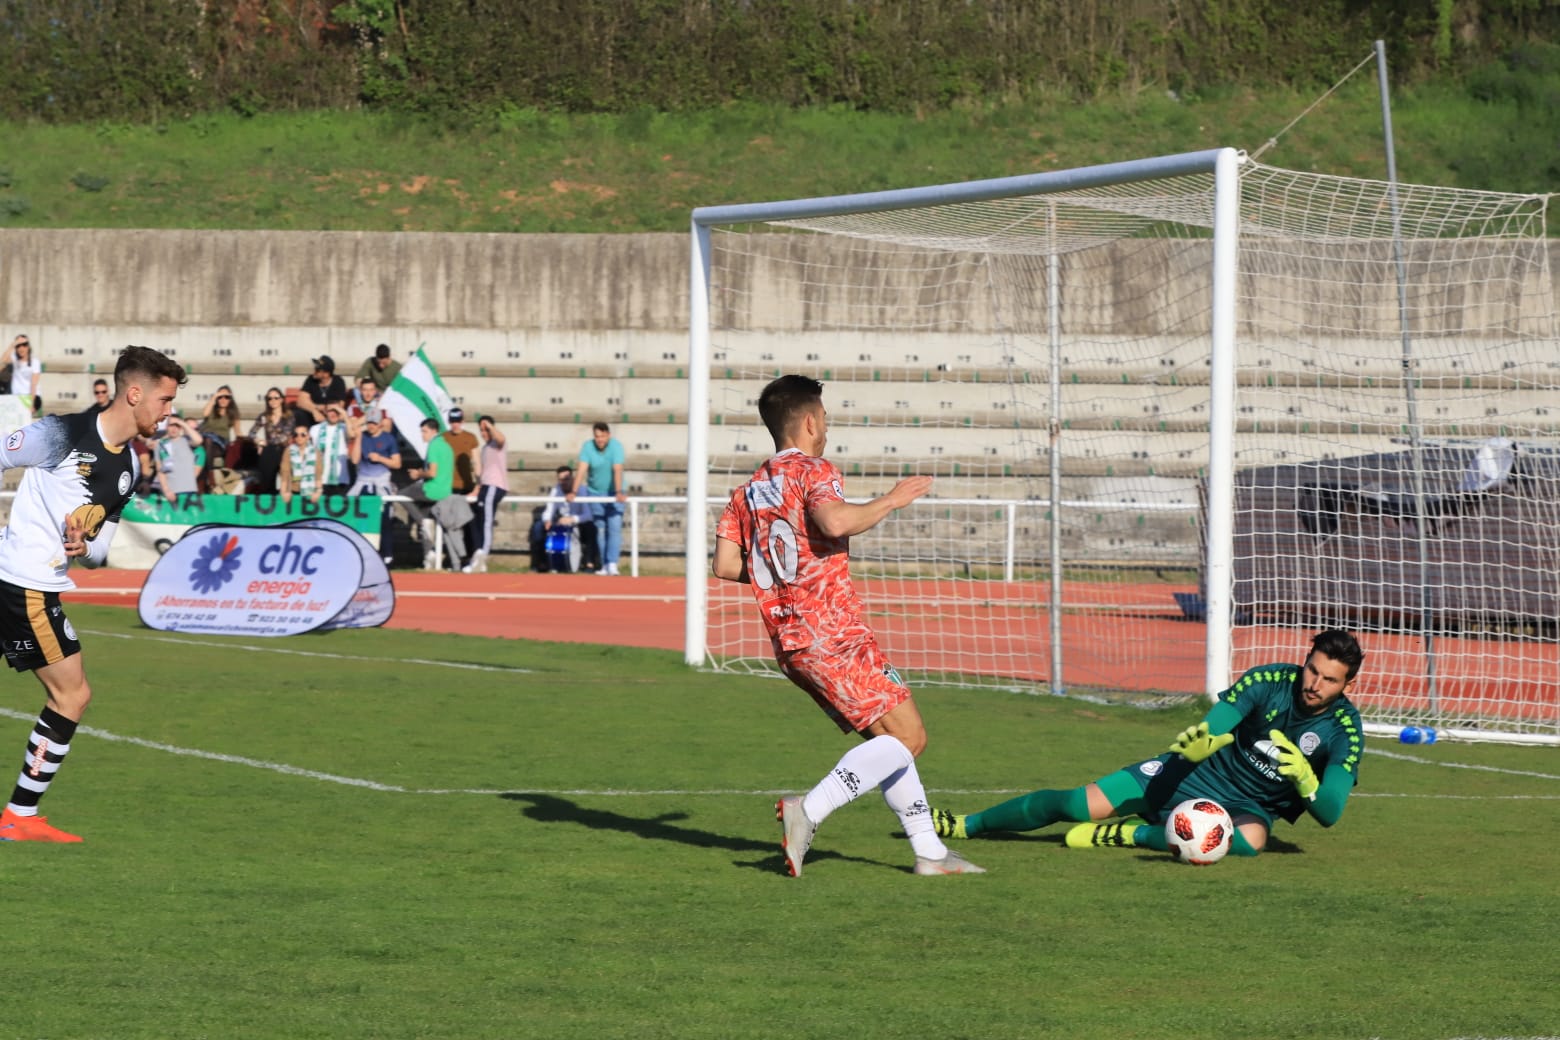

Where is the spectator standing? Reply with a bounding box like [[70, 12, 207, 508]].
[[310, 402, 354, 496], [4, 334, 42, 416], [442, 408, 480, 497], [348, 408, 401, 497], [279, 423, 318, 504], [295, 355, 348, 425], [155, 414, 202, 503], [248, 387, 292, 494], [406, 418, 468, 570], [82, 379, 112, 416], [349, 408, 402, 565], [571, 421, 627, 575], [0, 345, 188, 842], [355, 343, 401, 393], [463, 415, 510, 574]]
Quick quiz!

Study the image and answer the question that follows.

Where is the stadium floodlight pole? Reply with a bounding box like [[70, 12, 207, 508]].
[[1377, 38, 1438, 710], [685, 148, 1243, 677]]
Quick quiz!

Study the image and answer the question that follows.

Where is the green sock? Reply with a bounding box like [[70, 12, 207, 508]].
[[967, 787, 1091, 837]]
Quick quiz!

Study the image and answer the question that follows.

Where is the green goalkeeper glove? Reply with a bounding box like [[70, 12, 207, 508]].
[[1268, 729, 1319, 800], [1169, 722, 1234, 763]]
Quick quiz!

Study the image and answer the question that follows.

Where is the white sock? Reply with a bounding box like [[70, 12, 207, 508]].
[[879, 763, 948, 860], [801, 734, 912, 825]]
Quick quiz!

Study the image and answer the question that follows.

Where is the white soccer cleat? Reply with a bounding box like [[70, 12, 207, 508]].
[[913, 848, 987, 875], [775, 795, 816, 878]]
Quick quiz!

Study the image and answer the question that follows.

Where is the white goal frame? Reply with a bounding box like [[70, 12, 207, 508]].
[[684, 148, 1558, 746], [683, 147, 1244, 699]]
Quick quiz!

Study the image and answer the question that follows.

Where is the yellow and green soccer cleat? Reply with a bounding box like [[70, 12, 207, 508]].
[[1065, 821, 1138, 849], [931, 808, 967, 840]]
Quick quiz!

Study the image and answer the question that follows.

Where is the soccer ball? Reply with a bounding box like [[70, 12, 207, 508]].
[[1163, 798, 1233, 865]]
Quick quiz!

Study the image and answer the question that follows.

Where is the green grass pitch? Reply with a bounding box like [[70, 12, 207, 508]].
[[1, 606, 1554, 1039]]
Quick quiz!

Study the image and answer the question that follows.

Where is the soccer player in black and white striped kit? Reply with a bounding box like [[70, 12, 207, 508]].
[[0, 346, 187, 842]]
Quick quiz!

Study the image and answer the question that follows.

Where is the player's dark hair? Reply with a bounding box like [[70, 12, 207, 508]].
[[1311, 629, 1365, 680], [114, 345, 188, 394], [420, 418, 439, 432], [758, 374, 824, 444], [592, 421, 610, 434]]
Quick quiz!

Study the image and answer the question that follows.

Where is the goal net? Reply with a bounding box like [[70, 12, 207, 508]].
[[685, 149, 1559, 745]]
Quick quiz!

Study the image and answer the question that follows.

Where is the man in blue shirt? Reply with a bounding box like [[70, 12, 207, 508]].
[[569, 421, 627, 575], [348, 408, 403, 565]]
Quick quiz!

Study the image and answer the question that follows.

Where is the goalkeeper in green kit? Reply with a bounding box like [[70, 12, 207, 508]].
[[932, 629, 1366, 858]]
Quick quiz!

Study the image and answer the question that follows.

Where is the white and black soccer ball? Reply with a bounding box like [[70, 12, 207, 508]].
[[1163, 798, 1233, 866]]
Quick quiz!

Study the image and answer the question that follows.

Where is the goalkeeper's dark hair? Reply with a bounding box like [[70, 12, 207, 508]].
[[758, 374, 824, 444], [1311, 629, 1365, 680], [114, 345, 188, 394]]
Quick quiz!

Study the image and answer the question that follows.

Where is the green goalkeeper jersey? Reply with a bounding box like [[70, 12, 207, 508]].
[[1189, 663, 1365, 824]]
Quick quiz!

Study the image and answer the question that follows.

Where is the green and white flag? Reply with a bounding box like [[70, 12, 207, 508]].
[[381, 345, 453, 461]]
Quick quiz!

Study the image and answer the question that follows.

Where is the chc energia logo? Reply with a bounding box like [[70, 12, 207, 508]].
[[189, 533, 244, 593]]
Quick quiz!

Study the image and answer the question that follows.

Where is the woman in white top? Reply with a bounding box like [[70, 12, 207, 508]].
[[5, 334, 41, 415]]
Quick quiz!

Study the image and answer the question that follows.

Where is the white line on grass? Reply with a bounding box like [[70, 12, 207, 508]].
[[80, 628, 533, 674], [1371, 747, 1560, 781], [1, 704, 1557, 800]]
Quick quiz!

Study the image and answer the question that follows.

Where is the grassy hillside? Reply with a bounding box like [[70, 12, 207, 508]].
[[0, 79, 1551, 234]]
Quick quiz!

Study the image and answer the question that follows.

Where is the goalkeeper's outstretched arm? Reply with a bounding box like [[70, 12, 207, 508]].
[[1301, 764, 1353, 828]]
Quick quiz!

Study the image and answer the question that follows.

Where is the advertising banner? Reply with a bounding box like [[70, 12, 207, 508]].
[[285, 518, 396, 630], [116, 493, 383, 569], [138, 523, 370, 636]]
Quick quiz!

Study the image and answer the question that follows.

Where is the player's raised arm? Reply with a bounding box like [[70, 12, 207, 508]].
[[810, 474, 933, 540]]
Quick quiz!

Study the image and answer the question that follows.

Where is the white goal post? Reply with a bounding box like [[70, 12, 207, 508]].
[[684, 148, 1559, 745]]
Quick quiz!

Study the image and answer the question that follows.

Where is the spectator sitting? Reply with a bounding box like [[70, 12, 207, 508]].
[[248, 387, 292, 494], [200, 384, 243, 449], [4, 334, 42, 416], [82, 378, 111, 416], [295, 355, 348, 426], [155, 414, 203, 503], [530, 465, 595, 573], [355, 343, 402, 393]]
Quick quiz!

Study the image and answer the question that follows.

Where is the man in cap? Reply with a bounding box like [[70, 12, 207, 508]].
[[349, 407, 404, 565], [348, 408, 401, 498], [296, 354, 348, 426]]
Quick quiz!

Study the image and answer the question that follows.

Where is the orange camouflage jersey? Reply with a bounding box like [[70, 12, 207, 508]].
[[716, 448, 864, 653]]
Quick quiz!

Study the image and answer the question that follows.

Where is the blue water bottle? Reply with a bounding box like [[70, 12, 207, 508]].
[[1399, 726, 1438, 745]]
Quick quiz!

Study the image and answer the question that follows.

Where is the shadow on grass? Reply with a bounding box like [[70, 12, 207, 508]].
[[501, 792, 893, 874]]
